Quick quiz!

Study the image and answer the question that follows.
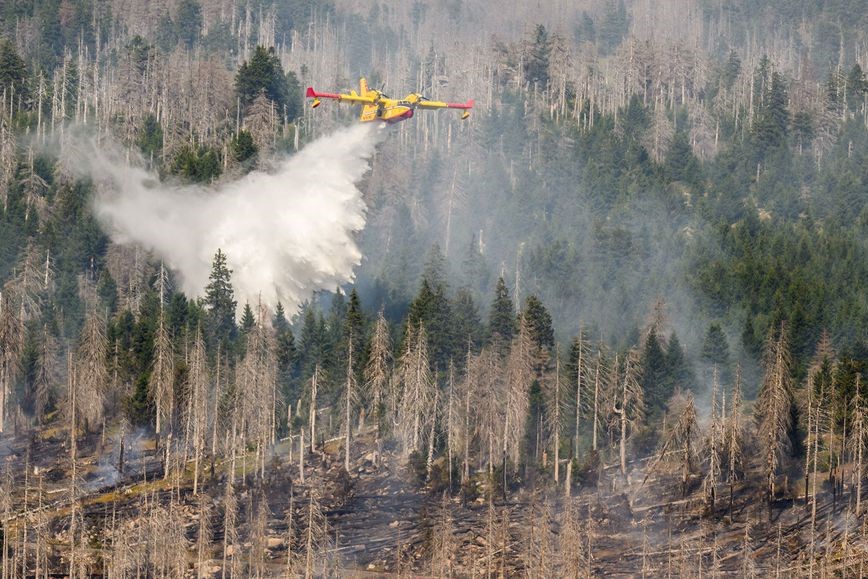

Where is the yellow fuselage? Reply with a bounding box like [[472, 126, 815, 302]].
[[306, 78, 472, 124]]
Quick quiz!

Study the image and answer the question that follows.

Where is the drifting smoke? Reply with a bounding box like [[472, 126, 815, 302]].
[[89, 124, 381, 313]]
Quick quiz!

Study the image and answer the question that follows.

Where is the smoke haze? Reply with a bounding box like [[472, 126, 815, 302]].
[[90, 124, 380, 313]]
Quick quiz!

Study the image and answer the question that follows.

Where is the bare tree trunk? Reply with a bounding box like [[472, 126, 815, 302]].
[[592, 353, 601, 452], [553, 352, 561, 485], [574, 331, 584, 456], [309, 367, 318, 455], [344, 341, 354, 472], [299, 430, 305, 485]]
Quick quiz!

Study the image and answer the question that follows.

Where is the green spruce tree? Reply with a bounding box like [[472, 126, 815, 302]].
[[204, 249, 237, 346]]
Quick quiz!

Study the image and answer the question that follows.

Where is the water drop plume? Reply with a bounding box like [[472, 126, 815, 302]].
[[91, 124, 381, 313]]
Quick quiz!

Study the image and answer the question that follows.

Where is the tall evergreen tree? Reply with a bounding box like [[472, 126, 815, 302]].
[[273, 302, 298, 403], [666, 332, 695, 393], [701, 323, 732, 383], [451, 288, 483, 355], [343, 288, 366, 377], [175, 0, 203, 48], [298, 304, 324, 379], [701, 323, 731, 367], [407, 278, 454, 371], [235, 45, 301, 118], [489, 277, 515, 345], [522, 295, 554, 353], [240, 303, 256, 334], [0, 39, 28, 101], [641, 328, 669, 417], [752, 58, 789, 155], [204, 249, 237, 346], [525, 24, 551, 88]]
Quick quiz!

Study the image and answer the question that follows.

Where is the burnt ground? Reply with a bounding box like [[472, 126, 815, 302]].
[[0, 424, 865, 577]]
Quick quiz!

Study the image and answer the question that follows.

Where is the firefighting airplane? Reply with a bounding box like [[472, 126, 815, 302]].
[[306, 78, 474, 124]]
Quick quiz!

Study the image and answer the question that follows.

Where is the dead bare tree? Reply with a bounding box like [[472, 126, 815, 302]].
[[572, 329, 590, 458], [614, 348, 645, 477], [522, 493, 556, 578], [307, 365, 323, 455], [644, 390, 699, 496], [397, 323, 436, 454], [284, 490, 300, 575], [302, 493, 331, 579], [196, 493, 213, 578], [187, 325, 210, 495], [237, 304, 278, 477], [0, 465, 11, 579], [248, 490, 269, 578], [364, 309, 392, 437], [704, 368, 722, 509], [725, 365, 745, 517], [429, 493, 456, 577], [503, 315, 534, 469], [755, 322, 794, 507], [5, 242, 48, 321], [147, 501, 188, 578], [472, 347, 503, 477], [222, 481, 240, 579], [740, 516, 757, 577], [455, 347, 486, 484], [34, 323, 59, 425], [75, 308, 108, 432], [544, 348, 566, 484], [343, 336, 358, 472], [149, 312, 175, 446], [0, 291, 24, 433], [850, 375, 865, 516], [559, 500, 592, 578], [591, 349, 605, 452]]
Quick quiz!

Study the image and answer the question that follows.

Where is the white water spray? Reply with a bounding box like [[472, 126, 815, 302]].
[[90, 124, 380, 313]]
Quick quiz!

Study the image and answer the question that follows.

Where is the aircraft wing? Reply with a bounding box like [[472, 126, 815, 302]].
[[415, 98, 475, 110], [306, 87, 376, 104]]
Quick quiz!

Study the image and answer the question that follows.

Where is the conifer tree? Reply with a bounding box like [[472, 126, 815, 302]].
[[451, 287, 483, 353], [235, 46, 301, 119], [273, 302, 298, 402], [0, 40, 28, 101], [489, 277, 515, 346], [641, 327, 669, 417], [701, 323, 731, 369], [239, 303, 255, 334], [204, 249, 236, 346], [523, 295, 554, 353], [666, 333, 695, 393]]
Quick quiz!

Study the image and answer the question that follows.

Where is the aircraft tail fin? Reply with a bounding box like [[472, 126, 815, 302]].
[[360, 78, 370, 96]]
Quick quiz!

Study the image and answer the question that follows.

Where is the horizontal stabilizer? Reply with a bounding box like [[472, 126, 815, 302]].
[[306, 87, 343, 100], [446, 99, 474, 110]]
